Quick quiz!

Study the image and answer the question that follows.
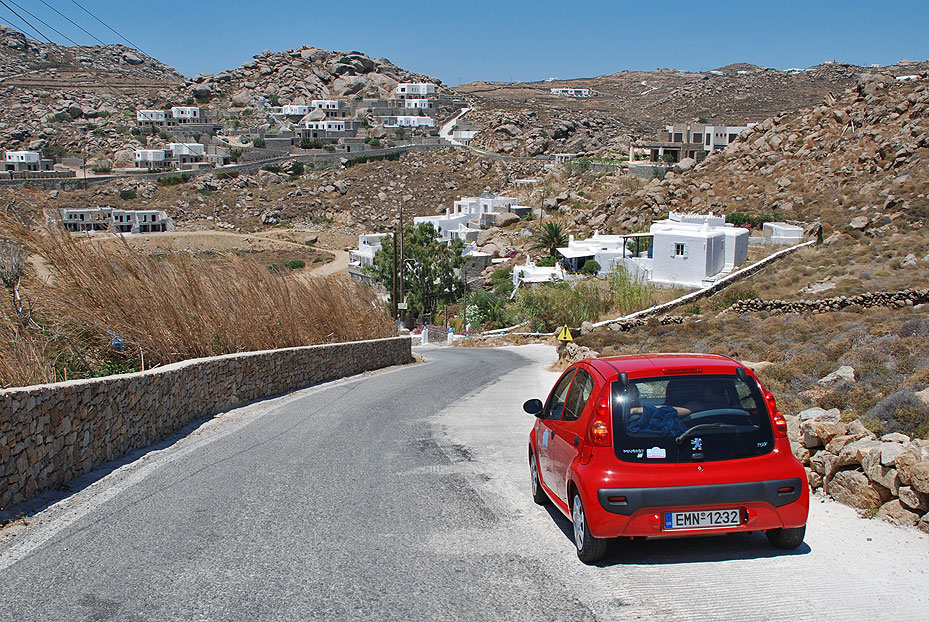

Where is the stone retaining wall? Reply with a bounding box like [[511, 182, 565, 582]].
[[726, 288, 929, 315], [0, 336, 412, 509], [788, 408, 929, 532]]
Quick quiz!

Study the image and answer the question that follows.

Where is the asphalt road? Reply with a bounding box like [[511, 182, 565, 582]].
[[1, 345, 927, 621], [0, 347, 591, 621]]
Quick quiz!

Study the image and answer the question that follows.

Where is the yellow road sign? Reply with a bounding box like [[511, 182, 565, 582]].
[[557, 325, 573, 341]]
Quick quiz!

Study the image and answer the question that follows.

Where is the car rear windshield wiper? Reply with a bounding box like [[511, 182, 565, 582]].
[[675, 423, 740, 445]]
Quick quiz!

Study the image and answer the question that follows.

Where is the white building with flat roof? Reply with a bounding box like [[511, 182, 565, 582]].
[[557, 212, 749, 288], [281, 104, 312, 116], [762, 222, 805, 245], [46, 207, 175, 234], [381, 116, 435, 128], [550, 87, 590, 98], [4, 150, 52, 172], [170, 106, 201, 123], [136, 110, 166, 126], [395, 83, 436, 98], [414, 192, 529, 244], [404, 99, 433, 109], [512, 256, 567, 288], [134, 149, 167, 169], [349, 233, 391, 269]]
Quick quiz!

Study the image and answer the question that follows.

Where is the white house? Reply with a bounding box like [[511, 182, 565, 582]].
[[452, 122, 479, 145], [4, 151, 51, 172], [762, 222, 805, 245], [701, 124, 754, 151], [550, 87, 590, 98], [281, 104, 312, 116], [414, 192, 530, 244], [168, 143, 205, 157], [512, 256, 567, 289], [404, 99, 433, 109], [134, 149, 167, 169], [557, 213, 749, 288], [381, 116, 435, 128], [136, 110, 166, 126], [395, 83, 436, 98], [170, 106, 201, 123], [348, 233, 391, 269], [46, 207, 175, 234]]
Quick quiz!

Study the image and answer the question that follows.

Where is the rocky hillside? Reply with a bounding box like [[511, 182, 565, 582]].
[[184, 46, 446, 109], [457, 61, 929, 157]]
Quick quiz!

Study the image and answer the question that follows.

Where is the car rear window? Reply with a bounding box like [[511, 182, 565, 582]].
[[611, 374, 774, 463]]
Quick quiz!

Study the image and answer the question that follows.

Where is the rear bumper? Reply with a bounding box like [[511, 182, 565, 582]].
[[597, 478, 804, 515], [583, 478, 809, 539]]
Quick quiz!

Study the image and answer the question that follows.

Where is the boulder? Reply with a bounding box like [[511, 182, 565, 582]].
[[494, 212, 521, 227], [122, 52, 144, 65], [875, 500, 920, 527], [304, 235, 318, 246], [807, 468, 823, 489], [333, 180, 348, 195], [835, 438, 881, 468], [880, 441, 908, 467], [673, 157, 696, 173], [798, 407, 841, 423], [113, 149, 135, 167], [918, 514, 929, 535], [860, 449, 900, 494], [231, 90, 252, 107], [801, 419, 846, 448], [897, 485, 929, 512], [849, 216, 869, 230], [810, 450, 838, 476], [827, 470, 891, 510], [895, 453, 929, 494], [818, 365, 856, 386]]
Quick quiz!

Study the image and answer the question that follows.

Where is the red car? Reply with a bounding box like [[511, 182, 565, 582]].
[[525, 353, 809, 563]]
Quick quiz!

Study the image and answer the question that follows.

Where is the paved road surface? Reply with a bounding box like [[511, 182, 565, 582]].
[[1, 345, 926, 621]]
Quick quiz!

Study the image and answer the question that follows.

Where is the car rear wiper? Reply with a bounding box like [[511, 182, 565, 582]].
[[675, 423, 740, 445]]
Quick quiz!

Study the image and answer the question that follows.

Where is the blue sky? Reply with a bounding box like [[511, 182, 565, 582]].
[[4, 1, 928, 85]]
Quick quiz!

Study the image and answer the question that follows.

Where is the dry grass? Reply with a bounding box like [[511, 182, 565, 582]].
[[0, 217, 392, 388]]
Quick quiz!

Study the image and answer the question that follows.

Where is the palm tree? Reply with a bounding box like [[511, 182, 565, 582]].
[[532, 222, 568, 257]]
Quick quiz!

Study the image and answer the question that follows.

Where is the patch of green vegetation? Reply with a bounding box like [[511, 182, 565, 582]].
[[119, 189, 137, 200], [46, 112, 72, 123], [157, 173, 191, 187]]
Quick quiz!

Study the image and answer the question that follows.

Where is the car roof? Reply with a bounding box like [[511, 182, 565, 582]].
[[586, 353, 744, 380]]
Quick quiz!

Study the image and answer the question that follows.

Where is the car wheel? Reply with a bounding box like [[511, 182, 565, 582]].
[[572, 492, 607, 564], [766, 525, 806, 549], [529, 452, 549, 505]]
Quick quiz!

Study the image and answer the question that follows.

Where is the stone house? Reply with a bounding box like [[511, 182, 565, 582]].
[[4, 150, 53, 172]]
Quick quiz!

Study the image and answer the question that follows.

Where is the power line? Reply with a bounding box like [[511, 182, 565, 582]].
[[0, 0, 52, 43], [7, 0, 81, 47], [68, 0, 148, 58], [37, 0, 107, 47]]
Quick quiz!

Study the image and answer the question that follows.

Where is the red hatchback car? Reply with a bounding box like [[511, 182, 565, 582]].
[[525, 353, 809, 563]]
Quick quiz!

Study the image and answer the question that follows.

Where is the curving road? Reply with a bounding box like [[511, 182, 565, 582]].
[[0, 345, 926, 621]]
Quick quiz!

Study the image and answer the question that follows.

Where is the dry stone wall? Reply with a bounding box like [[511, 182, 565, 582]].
[[726, 288, 929, 315], [0, 337, 412, 509], [787, 408, 929, 533]]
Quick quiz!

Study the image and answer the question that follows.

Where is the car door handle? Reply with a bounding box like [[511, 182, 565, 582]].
[[573, 436, 580, 447]]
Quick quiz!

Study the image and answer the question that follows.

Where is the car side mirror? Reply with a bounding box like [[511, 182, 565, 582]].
[[523, 399, 544, 417]]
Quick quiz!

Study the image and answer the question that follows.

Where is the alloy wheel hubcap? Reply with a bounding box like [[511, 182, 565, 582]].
[[573, 496, 585, 550]]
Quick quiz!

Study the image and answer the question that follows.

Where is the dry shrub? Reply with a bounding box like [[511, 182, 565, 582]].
[[0, 218, 392, 388]]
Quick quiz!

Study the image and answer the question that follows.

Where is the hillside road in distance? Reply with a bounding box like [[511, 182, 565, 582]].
[[0, 345, 926, 621]]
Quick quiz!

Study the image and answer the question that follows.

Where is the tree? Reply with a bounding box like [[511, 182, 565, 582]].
[[532, 222, 568, 257], [367, 222, 465, 324], [581, 260, 601, 275]]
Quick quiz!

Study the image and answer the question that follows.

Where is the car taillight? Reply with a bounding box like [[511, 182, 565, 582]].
[[772, 411, 788, 438], [589, 384, 612, 447]]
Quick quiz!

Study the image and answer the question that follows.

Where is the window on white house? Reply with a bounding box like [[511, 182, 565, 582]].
[[674, 243, 687, 257]]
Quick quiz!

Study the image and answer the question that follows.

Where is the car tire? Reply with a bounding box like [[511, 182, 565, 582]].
[[529, 452, 549, 505], [766, 525, 806, 549], [572, 492, 608, 564]]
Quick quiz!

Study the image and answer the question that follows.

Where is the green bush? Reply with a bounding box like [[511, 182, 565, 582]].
[[582, 260, 601, 275], [157, 173, 191, 187], [216, 169, 239, 180], [300, 137, 322, 149], [367, 138, 381, 147], [261, 164, 281, 174], [289, 161, 304, 176], [283, 259, 306, 270], [536, 256, 558, 267], [46, 112, 72, 123], [253, 137, 266, 148], [490, 267, 514, 296], [119, 189, 137, 200]]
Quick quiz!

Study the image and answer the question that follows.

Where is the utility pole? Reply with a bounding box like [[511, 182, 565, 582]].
[[398, 202, 405, 327], [391, 229, 398, 322]]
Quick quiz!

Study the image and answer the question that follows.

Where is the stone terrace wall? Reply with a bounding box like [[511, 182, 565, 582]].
[[0, 337, 412, 509], [726, 288, 929, 315]]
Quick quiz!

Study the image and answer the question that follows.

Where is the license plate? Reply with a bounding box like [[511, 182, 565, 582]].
[[664, 509, 741, 530]]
